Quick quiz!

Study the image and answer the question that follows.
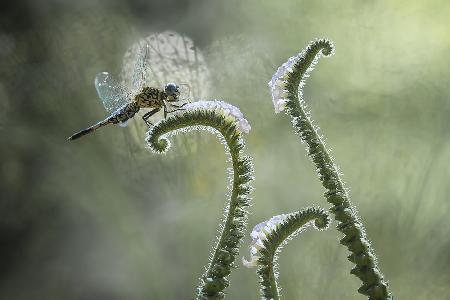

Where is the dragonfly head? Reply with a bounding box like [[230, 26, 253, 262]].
[[164, 83, 181, 102]]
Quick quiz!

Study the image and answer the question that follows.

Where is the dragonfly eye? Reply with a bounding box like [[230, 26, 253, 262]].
[[164, 82, 181, 99]]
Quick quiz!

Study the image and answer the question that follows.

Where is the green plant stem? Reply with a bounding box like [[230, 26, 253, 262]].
[[280, 39, 392, 299], [146, 109, 253, 299], [257, 208, 330, 300]]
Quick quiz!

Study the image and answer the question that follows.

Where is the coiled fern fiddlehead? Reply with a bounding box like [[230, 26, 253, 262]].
[[243, 207, 330, 300], [146, 100, 254, 299], [268, 39, 393, 299]]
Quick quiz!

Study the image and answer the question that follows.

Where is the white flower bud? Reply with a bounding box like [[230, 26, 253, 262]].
[[182, 100, 251, 134], [242, 214, 289, 268]]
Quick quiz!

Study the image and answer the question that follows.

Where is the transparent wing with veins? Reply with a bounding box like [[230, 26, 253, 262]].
[[122, 31, 211, 103], [130, 43, 149, 95], [120, 31, 212, 156], [95, 72, 133, 114]]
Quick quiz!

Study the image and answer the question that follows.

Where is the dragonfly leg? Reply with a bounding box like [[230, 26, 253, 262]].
[[170, 102, 188, 108], [166, 102, 188, 114], [167, 107, 186, 114], [142, 107, 160, 127], [163, 102, 168, 119]]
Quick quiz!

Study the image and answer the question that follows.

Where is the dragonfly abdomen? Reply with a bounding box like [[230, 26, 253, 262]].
[[68, 118, 113, 141], [67, 103, 140, 141], [110, 102, 140, 124]]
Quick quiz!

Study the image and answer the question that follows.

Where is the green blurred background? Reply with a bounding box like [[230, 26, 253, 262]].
[[1, 0, 450, 299]]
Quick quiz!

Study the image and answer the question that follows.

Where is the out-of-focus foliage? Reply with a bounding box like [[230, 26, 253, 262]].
[[0, 1, 449, 299]]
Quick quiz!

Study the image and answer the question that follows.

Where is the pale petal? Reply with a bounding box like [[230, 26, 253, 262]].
[[242, 256, 258, 268]]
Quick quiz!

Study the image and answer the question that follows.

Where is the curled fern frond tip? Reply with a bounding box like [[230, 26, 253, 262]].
[[146, 100, 251, 155], [314, 38, 335, 56], [269, 38, 393, 299], [145, 100, 254, 299], [243, 207, 330, 300], [146, 129, 170, 154], [268, 38, 334, 115]]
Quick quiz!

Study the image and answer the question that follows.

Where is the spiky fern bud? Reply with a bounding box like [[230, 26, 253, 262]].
[[268, 39, 393, 299], [243, 207, 330, 300], [146, 100, 253, 299]]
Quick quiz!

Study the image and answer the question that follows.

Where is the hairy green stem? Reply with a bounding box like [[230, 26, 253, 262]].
[[256, 208, 330, 300], [146, 107, 253, 299], [272, 39, 392, 299]]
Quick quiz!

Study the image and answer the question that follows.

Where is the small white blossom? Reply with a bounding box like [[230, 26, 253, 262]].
[[275, 99, 288, 113], [182, 100, 251, 134], [242, 214, 289, 268], [269, 41, 334, 114], [268, 53, 302, 113]]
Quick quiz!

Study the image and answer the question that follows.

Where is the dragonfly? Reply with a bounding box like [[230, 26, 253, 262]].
[[68, 40, 191, 141], [120, 31, 211, 148]]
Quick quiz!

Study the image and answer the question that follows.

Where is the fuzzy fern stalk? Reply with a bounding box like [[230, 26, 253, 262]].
[[268, 39, 393, 299], [243, 207, 330, 300], [146, 100, 254, 299]]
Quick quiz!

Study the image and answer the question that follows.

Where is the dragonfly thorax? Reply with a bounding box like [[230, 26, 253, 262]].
[[134, 86, 165, 109]]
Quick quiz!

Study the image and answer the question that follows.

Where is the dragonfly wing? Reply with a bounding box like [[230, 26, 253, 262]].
[[120, 31, 212, 158], [121, 31, 211, 102], [95, 72, 132, 114], [130, 43, 149, 94], [147, 31, 211, 100]]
